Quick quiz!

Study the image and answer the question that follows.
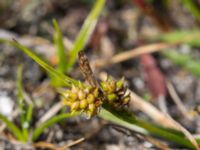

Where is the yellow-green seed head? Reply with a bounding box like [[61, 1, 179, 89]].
[[71, 101, 80, 110], [69, 93, 77, 100], [101, 82, 109, 92], [87, 94, 95, 104], [71, 84, 78, 93], [117, 77, 125, 90], [107, 93, 118, 103], [93, 88, 99, 97], [88, 103, 95, 113], [63, 100, 71, 106], [109, 81, 117, 92], [101, 78, 117, 94], [80, 99, 88, 109], [122, 94, 130, 105], [78, 90, 86, 100], [84, 85, 92, 93]]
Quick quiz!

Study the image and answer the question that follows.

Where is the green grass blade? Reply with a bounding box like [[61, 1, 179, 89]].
[[32, 112, 79, 141], [160, 30, 200, 47], [22, 104, 33, 141], [26, 104, 33, 124], [53, 19, 68, 73], [0, 114, 25, 141], [66, 0, 106, 71], [100, 104, 195, 149], [0, 39, 78, 87], [99, 108, 148, 134], [17, 65, 30, 141], [163, 50, 200, 77], [17, 65, 26, 126], [23, 104, 33, 137], [182, 0, 200, 22]]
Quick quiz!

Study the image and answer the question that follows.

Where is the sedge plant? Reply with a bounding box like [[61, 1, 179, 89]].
[[1, 0, 200, 148], [2, 40, 199, 149], [1, 33, 200, 149]]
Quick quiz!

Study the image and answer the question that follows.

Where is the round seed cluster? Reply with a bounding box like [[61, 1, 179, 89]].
[[63, 84, 103, 117], [100, 77, 130, 107]]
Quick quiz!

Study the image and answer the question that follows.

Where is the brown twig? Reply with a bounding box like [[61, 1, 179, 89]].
[[143, 136, 172, 150], [37, 102, 62, 126], [166, 80, 193, 121], [33, 137, 85, 150], [94, 42, 175, 68], [129, 90, 179, 130]]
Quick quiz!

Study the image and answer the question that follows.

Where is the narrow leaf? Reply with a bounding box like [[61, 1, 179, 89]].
[[26, 104, 33, 125], [53, 19, 68, 73], [17, 65, 29, 140], [66, 0, 106, 71], [0, 114, 25, 141], [0, 39, 78, 87], [182, 0, 200, 22], [17, 65, 26, 125]]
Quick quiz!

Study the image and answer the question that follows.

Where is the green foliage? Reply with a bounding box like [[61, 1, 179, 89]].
[[51, 19, 69, 86], [160, 30, 200, 47], [0, 62, 79, 142], [0, 66, 32, 142], [182, 0, 200, 22], [1, 37, 198, 148], [160, 30, 200, 78], [0, 114, 26, 142], [0, 39, 78, 87], [1, 0, 200, 148], [66, 0, 106, 71], [17, 65, 32, 141], [53, 19, 68, 73], [163, 50, 200, 77]]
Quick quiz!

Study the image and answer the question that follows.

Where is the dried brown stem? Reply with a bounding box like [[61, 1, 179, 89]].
[[33, 137, 85, 150], [129, 90, 200, 150], [167, 81, 193, 121], [94, 42, 175, 68]]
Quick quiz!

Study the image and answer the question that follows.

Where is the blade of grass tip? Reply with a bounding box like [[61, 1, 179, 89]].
[[32, 112, 79, 141], [99, 105, 195, 149], [53, 19, 68, 73], [17, 65, 29, 140], [26, 104, 33, 126], [21, 104, 33, 141], [0, 39, 78, 87], [163, 50, 200, 77], [182, 0, 200, 22], [0, 114, 25, 142], [66, 0, 106, 71]]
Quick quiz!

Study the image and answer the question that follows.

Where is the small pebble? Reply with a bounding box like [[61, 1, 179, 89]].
[[0, 92, 14, 116]]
